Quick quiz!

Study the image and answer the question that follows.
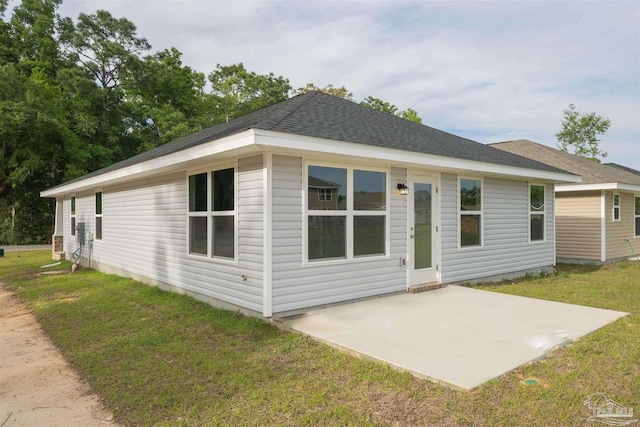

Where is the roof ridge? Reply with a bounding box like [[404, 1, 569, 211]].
[[255, 91, 319, 131]]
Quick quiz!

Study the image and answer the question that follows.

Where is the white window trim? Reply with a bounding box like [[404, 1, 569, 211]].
[[458, 176, 484, 249], [613, 193, 621, 221], [303, 161, 391, 266], [94, 190, 103, 241], [529, 183, 546, 242], [186, 162, 238, 264], [634, 195, 640, 238], [70, 195, 76, 237]]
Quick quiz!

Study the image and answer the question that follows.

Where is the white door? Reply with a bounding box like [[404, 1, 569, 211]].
[[409, 175, 438, 285]]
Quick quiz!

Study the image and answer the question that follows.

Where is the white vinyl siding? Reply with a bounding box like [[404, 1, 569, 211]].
[[441, 173, 554, 283], [65, 156, 264, 313], [271, 155, 406, 313]]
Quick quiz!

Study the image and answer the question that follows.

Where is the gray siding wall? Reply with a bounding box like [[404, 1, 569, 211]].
[[270, 155, 407, 313], [441, 173, 554, 283], [64, 156, 264, 313]]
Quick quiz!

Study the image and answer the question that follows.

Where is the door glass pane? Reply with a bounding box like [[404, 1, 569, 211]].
[[354, 216, 385, 256], [414, 183, 432, 269], [308, 166, 347, 210], [308, 216, 346, 260], [354, 170, 386, 210]]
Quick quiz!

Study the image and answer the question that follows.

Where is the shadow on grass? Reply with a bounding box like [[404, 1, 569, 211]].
[[555, 263, 602, 275]]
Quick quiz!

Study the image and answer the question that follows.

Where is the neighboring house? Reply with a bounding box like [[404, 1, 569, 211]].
[[491, 139, 640, 263], [42, 92, 579, 317], [605, 162, 640, 176]]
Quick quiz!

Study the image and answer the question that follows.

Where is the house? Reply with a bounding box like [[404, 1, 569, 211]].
[[491, 139, 640, 263], [41, 92, 579, 317], [605, 162, 640, 176]]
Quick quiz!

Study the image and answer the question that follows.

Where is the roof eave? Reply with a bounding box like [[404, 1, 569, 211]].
[[254, 129, 582, 183], [41, 129, 257, 197], [556, 182, 640, 192]]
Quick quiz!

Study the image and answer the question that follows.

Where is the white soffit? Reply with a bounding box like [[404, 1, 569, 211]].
[[41, 130, 257, 197], [254, 130, 581, 183], [556, 182, 640, 193]]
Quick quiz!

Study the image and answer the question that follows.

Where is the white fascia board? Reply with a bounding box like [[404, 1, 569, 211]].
[[556, 182, 640, 193], [253, 129, 581, 183], [41, 130, 257, 197]]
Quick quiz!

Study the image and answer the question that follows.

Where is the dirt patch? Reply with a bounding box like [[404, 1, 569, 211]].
[[0, 283, 119, 427]]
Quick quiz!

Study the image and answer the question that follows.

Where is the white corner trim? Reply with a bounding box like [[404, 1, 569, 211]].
[[41, 130, 257, 197], [253, 129, 581, 183], [263, 152, 273, 317], [600, 190, 606, 262], [556, 182, 640, 193]]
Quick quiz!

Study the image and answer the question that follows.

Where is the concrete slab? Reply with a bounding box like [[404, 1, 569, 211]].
[[283, 286, 628, 390]]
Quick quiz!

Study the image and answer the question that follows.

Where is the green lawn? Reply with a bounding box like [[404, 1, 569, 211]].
[[1, 251, 639, 426]]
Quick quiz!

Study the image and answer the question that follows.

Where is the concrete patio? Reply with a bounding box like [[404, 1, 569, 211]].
[[282, 286, 627, 390]]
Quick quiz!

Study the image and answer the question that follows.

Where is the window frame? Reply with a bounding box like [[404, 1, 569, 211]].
[[186, 163, 238, 263], [95, 190, 103, 241], [635, 195, 640, 238], [303, 161, 391, 265], [70, 195, 76, 237], [613, 193, 621, 221], [529, 183, 546, 242], [318, 188, 332, 201], [458, 176, 484, 249]]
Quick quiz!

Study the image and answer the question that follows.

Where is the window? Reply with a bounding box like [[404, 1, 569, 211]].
[[530, 185, 545, 241], [306, 165, 387, 261], [635, 196, 640, 237], [70, 196, 76, 236], [188, 167, 235, 259], [459, 178, 482, 247], [613, 194, 620, 221], [95, 192, 103, 240], [318, 188, 332, 201]]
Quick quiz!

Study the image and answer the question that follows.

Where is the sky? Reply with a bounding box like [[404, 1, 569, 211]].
[[17, 0, 640, 168]]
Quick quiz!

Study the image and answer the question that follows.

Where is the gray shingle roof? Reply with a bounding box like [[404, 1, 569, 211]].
[[604, 163, 640, 176], [491, 140, 640, 186], [50, 92, 570, 191]]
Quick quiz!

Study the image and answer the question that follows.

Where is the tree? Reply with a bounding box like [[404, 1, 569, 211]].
[[8, 0, 62, 77], [125, 48, 213, 152], [208, 63, 291, 122], [556, 104, 611, 161], [60, 10, 150, 148], [361, 96, 398, 115], [361, 96, 423, 124], [293, 83, 354, 101]]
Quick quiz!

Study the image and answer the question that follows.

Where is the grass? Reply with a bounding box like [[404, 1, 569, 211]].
[[1, 251, 639, 426]]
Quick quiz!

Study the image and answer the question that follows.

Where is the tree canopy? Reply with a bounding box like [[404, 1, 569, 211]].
[[556, 104, 611, 161]]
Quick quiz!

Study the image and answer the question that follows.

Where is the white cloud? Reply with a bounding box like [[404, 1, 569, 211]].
[[51, 0, 640, 168]]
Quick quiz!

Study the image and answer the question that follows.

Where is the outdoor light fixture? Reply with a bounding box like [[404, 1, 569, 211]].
[[397, 183, 409, 195]]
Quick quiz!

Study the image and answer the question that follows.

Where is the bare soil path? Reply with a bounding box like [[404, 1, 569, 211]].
[[0, 283, 119, 427]]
